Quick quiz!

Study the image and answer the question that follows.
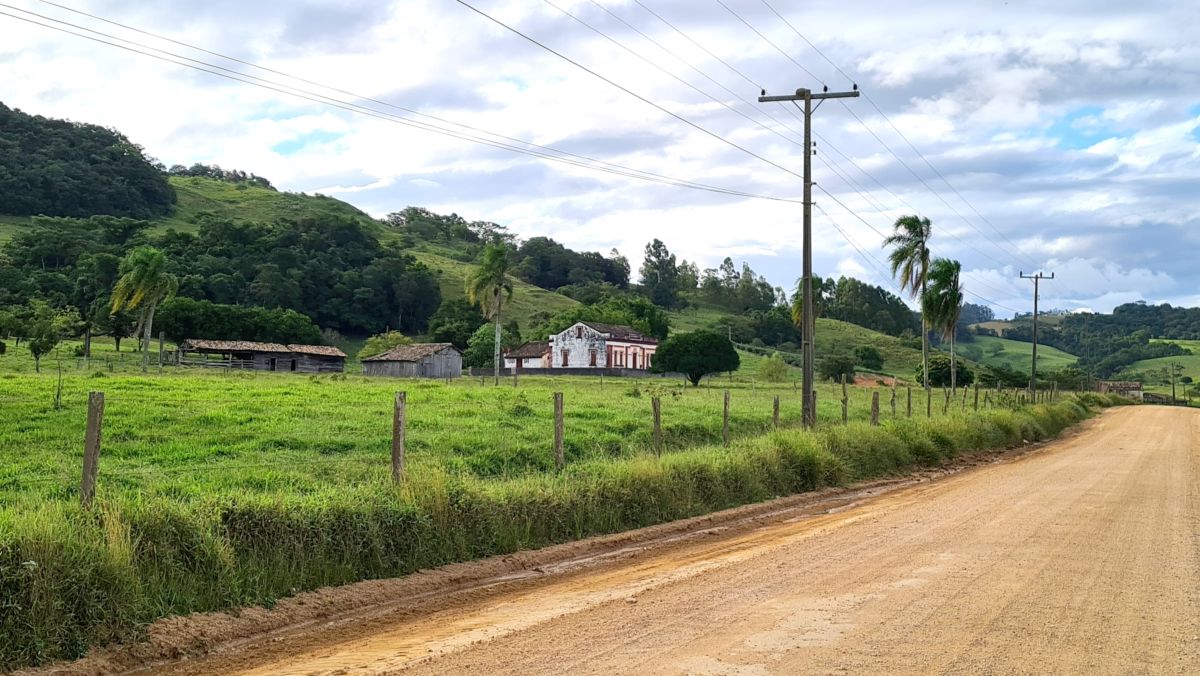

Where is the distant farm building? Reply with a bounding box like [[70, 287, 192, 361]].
[[178, 339, 346, 373], [362, 343, 463, 378], [549, 321, 658, 370], [1096, 380, 1144, 401], [503, 342, 551, 370]]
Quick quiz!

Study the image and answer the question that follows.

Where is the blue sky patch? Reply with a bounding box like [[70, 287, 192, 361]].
[[272, 130, 343, 155], [1047, 106, 1112, 150]]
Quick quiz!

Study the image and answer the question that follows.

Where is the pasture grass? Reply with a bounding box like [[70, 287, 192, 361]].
[[960, 334, 1078, 371], [0, 338, 1123, 668]]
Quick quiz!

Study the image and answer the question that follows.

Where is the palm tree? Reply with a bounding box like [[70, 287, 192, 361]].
[[111, 246, 178, 371], [465, 244, 514, 385], [923, 258, 964, 393], [883, 215, 932, 388]]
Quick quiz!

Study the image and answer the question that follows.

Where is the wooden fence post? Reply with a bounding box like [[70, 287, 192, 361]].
[[158, 331, 164, 374], [973, 383, 980, 411], [652, 396, 662, 455], [841, 374, 849, 424], [391, 392, 407, 483], [772, 395, 780, 428], [811, 390, 817, 426], [554, 392, 565, 470], [80, 391, 105, 509], [722, 390, 731, 447], [1051, 381, 1058, 402], [942, 388, 950, 415], [890, 382, 897, 418], [870, 391, 880, 426], [513, 369, 518, 387], [926, 388, 932, 418], [907, 386, 912, 418], [961, 386, 969, 411], [984, 392, 991, 408]]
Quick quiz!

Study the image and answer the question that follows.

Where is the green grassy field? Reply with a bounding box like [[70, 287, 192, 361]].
[[956, 335, 1077, 372], [1129, 339, 1200, 396], [0, 333, 1121, 668]]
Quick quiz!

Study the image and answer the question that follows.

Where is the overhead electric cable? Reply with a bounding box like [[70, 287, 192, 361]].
[[2, 4, 804, 204], [452, 0, 809, 183]]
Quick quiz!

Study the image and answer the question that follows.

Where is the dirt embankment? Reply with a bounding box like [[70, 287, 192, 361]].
[[23, 407, 1200, 675]]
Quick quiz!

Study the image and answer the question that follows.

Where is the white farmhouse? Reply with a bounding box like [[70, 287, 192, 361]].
[[548, 321, 658, 370]]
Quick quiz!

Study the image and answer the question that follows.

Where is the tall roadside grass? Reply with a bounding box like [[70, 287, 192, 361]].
[[0, 394, 1124, 669]]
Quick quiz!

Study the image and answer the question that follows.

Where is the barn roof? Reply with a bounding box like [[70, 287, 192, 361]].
[[580, 322, 655, 343], [181, 339, 292, 353], [179, 339, 346, 358], [287, 344, 347, 358], [361, 342, 461, 362], [504, 342, 550, 359]]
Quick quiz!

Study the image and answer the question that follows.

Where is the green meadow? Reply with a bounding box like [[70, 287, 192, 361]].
[[0, 337, 1121, 668]]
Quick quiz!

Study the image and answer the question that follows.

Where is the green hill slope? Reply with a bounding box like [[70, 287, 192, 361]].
[[1, 176, 576, 333], [958, 335, 1077, 371], [1128, 339, 1200, 394]]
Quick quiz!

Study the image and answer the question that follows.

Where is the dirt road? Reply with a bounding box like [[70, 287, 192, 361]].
[[144, 406, 1199, 675]]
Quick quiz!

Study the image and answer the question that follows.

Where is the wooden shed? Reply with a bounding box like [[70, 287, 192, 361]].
[[178, 339, 346, 373], [361, 343, 463, 378]]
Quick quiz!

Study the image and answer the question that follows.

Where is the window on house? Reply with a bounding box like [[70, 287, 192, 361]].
[[575, 326, 582, 338], [561, 349, 569, 366], [589, 349, 597, 367]]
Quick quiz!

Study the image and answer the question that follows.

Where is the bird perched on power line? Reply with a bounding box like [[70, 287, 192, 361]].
[[823, 85, 828, 92], [760, 88, 765, 96], [852, 83, 858, 90]]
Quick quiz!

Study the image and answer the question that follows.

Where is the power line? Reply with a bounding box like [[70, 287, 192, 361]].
[[452, 0, 809, 184], [540, 0, 808, 150], [2, 4, 804, 205], [756, 0, 1038, 269], [713, 0, 826, 86]]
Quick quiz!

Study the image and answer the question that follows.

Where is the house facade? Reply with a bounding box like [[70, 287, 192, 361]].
[[362, 343, 463, 378], [548, 322, 657, 370], [503, 342, 551, 370]]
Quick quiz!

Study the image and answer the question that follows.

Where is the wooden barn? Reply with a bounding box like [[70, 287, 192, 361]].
[[178, 339, 346, 373], [361, 343, 462, 378]]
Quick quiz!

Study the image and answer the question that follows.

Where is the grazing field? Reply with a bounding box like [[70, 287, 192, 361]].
[[1130, 339, 1200, 396], [0, 337, 1120, 669], [958, 335, 1077, 371]]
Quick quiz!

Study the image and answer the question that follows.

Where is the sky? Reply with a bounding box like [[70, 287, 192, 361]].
[[2, 0, 1199, 317]]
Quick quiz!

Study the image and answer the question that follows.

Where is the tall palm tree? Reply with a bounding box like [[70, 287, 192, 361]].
[[465, 244, 514, 386], [111, 246, 178, 371], [883, 215, 933, 388], [923, 258, 964, 393]]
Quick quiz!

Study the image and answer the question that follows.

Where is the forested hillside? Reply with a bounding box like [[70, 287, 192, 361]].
[[0, 103, 175, 218]]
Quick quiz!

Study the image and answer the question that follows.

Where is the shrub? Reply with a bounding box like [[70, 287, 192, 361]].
[[818, 354, 855, 382], [757, 353, 789, 383], [853, 345, 883, 371]]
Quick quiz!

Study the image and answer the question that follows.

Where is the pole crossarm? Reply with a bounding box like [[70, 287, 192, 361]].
[[758, 89, 861, 103]]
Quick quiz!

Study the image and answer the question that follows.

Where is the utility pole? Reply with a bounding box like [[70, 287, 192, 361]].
[[1170, 362, 1177, 403], [759, 85, 860, 427], [1019, 271, 1054, 399]]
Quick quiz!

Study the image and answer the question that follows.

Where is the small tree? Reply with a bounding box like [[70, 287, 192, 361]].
[[652, 331, 739, 386], [853, 345, 884, 371], [463, 322, 521, 369], [757, 352, 789, 382], [916, 353, 975, 388], [818, 355, 856, 382], [26, 304, 68, 373], [357, 331, 412, 360]]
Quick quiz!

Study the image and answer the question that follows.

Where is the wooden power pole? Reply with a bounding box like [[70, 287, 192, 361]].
[[759, 85, 860, 427], [1019, 271, 1054, 399]]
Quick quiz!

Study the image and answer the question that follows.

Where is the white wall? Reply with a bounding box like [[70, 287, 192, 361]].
[[549, 323, 608, 368]]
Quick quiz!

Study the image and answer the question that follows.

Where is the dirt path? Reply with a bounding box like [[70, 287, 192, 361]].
[[123, 407, 1200, 674]]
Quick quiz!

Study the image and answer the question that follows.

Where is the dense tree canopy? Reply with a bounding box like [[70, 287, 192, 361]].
[[0, 213, 441, 337], [652, 331, 739, 386], [155, 298, 323, 345], [0, 103, 175, 218], [513, 237, 629, 290], [535, 295, 671, 341]]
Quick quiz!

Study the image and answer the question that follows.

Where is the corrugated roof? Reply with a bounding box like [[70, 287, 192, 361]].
[[181, 339, 291, 353], [180, 339, 345, 358], [361, 343, 461, 362], [580, 322, 655, 342], [504, 341, 550, 359], [287, 344, 347, 358]]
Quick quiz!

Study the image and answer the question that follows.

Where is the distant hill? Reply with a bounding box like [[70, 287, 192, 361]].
[[0, 102, 175, 219], [958, 335, 1078, 372]]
